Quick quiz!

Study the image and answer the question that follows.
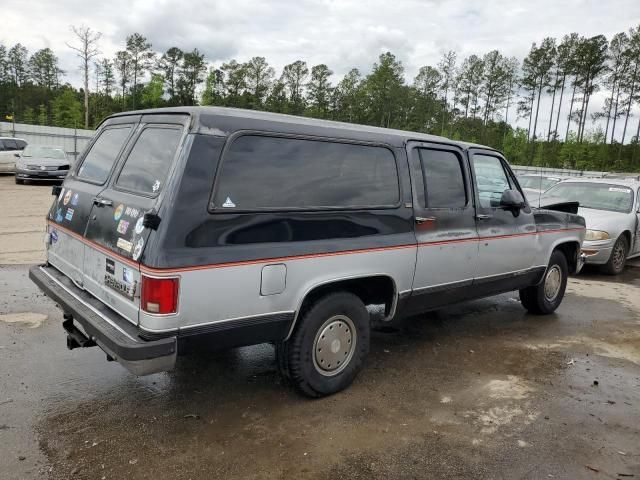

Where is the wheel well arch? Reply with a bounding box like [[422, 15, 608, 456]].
[[553, 241, 581, 273], [286, 275, 398, 340], [620, 230, 632, 247]]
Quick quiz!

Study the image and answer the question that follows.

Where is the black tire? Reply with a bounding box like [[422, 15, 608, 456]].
[[520, 249, 568, 315], [14, 177, 23, 184], [277, 292, 370, 397], [602, 235, 628, 275]]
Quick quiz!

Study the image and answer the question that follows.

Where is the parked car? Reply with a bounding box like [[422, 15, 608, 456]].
[[14, 145, 70, 184], [542, 178, 640, 274], [517, 174, 566, 203], [30, 107, 585, 397], [0, 137, 28, 173]]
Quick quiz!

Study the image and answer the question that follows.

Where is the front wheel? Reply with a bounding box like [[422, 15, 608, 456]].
[[602, 235, 628, 275], [276, 292, 370, 397], [520, 250, 568, 315]]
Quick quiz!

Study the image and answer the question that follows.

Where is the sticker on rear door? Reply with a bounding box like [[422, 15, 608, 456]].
[[132, 237, 144, 261], [106, 258, 115, 275], [134, 217, 145, 235], [123, 267, 134, 285], [117, 219, 129, 235], [116, 238, 133, 253], [114, 204, 125, 221], [55, 208, 63, 223], [65, 208, 74, 221], [63, 190, 72, 206], [71, 193, 79, 206]]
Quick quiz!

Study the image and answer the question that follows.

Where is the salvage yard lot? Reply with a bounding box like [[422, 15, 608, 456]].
[[1, 174, 639, 479]]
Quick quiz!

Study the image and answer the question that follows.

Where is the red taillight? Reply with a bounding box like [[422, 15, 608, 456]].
[[141, 276, 179, 314]]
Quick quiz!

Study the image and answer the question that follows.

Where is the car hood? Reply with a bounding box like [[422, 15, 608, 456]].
[[19, 156, 69, 166], [577, 207, 630, 230]]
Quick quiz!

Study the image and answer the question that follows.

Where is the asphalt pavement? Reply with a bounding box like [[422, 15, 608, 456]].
[[0, 175, 639, 479]]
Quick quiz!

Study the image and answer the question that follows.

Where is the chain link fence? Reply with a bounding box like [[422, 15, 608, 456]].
[[0, 122, 94, 161]]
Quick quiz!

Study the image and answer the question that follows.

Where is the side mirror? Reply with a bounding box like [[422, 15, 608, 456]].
[[14, 153, 20, 158], [500, 189, 525, 210]]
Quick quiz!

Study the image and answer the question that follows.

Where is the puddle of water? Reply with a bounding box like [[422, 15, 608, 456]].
[[0, 312, 48, 328]]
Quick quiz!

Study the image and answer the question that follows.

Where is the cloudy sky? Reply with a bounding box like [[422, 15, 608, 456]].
[[3, 0, 640, 138]]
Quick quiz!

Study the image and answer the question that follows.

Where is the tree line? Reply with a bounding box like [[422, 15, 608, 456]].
[[1, 24, 639, 171]]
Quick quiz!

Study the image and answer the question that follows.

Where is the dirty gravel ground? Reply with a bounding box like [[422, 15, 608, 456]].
[[1, 175, 639, 479]]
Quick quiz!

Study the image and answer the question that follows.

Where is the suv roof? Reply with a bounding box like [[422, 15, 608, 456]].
[[105, 106, 498, 152]]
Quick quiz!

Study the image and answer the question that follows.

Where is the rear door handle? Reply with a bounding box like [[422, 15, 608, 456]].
[[415, 216, 436, 224], [475, 214, 492, 220], [93, 197, 113, 207]]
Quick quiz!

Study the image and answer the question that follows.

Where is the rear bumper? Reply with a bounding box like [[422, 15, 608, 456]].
[[29, 264, 177, 375]]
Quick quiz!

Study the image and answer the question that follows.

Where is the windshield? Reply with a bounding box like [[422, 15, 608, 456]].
[[22, 146, 66, 160], [518, 176, 560, 190], [544, 182, 634, 213]]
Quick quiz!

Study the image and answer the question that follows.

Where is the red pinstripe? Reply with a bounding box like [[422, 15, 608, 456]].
[[47, 220, 583, 274]]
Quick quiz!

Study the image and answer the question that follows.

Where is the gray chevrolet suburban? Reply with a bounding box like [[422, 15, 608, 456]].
[[30, 107, 586, 397]]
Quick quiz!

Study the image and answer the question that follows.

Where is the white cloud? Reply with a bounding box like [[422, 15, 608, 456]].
[[2, 0, 640, 140]]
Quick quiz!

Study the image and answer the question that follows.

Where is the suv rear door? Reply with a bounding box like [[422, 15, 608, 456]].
[[81, 114, 188, 324], [48, 117, 138, 287]]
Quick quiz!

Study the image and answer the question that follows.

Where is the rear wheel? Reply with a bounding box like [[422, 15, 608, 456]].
[[14, 177, 23, 184], [520, 249, 568, 315], [602, 235, 628, 275], [276, 292, 370, 397]]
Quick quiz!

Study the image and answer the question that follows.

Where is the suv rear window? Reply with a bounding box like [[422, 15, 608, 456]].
[[78, 126, 132, 183], [115, 127, 182, 195], [212, 135, 399, 210]]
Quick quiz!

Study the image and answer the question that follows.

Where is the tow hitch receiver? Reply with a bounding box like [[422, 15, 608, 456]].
[[63, 317, 97, 350]]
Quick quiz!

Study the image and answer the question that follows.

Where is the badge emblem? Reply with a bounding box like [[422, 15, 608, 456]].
[[152, 180, 161, 193], [50, 229, 58, 244], [114, 204, 125, 221], [222, 197, 236, 208]]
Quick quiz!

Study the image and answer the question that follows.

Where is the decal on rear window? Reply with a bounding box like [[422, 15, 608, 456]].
[[65, 208, 74, 221], [117, 220, 129, 235]]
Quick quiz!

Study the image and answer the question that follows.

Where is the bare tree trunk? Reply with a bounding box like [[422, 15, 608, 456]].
[[532, 77, 544, 141], [547, 71, 559, 141], [619, 63, 638, 159], [565, 83, 577, 140], [440, 86, 448, 136], [67, 26, 101, 129], [553, 75, 566, 141], [611, 83, 623, 144], [526, 92, 535, 141], [604, 78, 616, 142]]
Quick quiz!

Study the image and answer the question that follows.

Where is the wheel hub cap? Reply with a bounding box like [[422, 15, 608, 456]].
[[313, 315, 356, 377], [544, 265, 562, 302]]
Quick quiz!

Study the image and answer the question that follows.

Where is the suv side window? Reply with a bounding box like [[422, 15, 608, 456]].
[[115, 126, 182, 195], [472, 154, 512, 208], [212, 135, 399, 210], [4, 139, 18, 150], [0, 140, 5, 151], [77, 126, 132, 184], [418, 148, 467, 208], [15, 140, 27, 150]]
